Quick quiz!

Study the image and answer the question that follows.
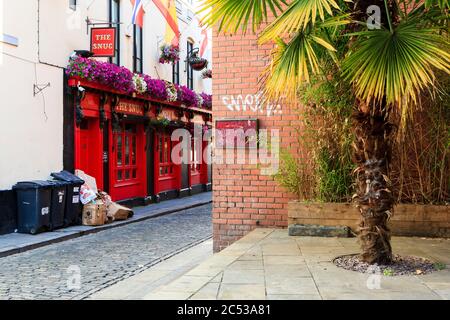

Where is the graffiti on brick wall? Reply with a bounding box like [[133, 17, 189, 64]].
[[221, 93, 282, 117]]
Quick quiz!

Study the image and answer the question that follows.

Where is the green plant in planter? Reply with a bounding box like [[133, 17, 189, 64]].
[[316, 147, 354, 203], [275, 63, 355, 203], [149, 114, 171, 127]]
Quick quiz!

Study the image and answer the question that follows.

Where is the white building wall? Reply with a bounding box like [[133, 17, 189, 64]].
[[0, 0, 212, 190]]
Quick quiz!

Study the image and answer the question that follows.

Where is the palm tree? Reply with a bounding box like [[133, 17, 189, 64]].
[[200, 0, 449, 264]]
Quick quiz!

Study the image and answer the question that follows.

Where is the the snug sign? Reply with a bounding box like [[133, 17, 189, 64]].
[[115, 100, 145, 116], [90, 27, 116, 57]]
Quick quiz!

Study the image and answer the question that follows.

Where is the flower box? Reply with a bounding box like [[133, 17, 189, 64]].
[[66, 55, 213, 111]]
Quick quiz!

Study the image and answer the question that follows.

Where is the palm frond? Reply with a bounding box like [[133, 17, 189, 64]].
[[259, 0, 341, 44], [342, 20, 450, 107], [424, 0, 449, 10], [262, 17, 349, 101], [198, 0, 287, 33]]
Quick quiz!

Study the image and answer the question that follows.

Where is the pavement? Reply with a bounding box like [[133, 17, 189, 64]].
[[89, 239, 213, 300], [0, 192, 212, 258], [141, 228, 450, 300], [0, 202, 212, 300]]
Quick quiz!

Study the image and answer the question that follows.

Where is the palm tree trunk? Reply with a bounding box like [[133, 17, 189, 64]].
[[353, 103, 395, 264]]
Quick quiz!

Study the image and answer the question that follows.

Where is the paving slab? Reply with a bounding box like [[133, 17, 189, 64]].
[[147, 228, 450, 300], [189, 282, 221, 300], [218, 284, 266, 300]]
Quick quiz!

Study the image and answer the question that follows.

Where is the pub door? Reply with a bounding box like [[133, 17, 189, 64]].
[[109, 122, 146, 201], [154, 132, 181, 195], [75, 117, 104, 190]]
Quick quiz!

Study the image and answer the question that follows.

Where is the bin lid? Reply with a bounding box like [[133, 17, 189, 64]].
[[13, 180, 54, 190], [47, 180, 71, 187], [50, 170, 84, 184]]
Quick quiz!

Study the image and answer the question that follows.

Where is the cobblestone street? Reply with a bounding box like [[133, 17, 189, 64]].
[[0, 203, 212, 300]]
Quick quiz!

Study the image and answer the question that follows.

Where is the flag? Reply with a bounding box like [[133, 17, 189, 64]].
[[199, 28, 208, 57], [131, 0, 145, 28], [152, 0, 180, 46]]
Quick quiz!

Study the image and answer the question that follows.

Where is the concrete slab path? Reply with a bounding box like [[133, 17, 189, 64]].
[[139, 229, 450, 300]]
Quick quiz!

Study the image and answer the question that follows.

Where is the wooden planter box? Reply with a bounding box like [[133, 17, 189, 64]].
[[288, 201, 450, 238]]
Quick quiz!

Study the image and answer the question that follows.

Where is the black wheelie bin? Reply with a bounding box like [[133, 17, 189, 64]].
[[13, 180, 52, 234], [50, 171, 84, 226], [47, 180, 69, 230]]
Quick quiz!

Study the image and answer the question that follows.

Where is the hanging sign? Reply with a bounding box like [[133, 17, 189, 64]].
[[90, 27, 116, 57]]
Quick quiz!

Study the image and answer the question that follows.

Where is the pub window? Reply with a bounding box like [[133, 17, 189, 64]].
[[115, 123, 138, 182], [191, 137, 201, 174], [158, 134, 174, 176], [186, 41, 194, 90], [109, 0, 120, 65], [133, 25, 143, 74], [172, 61, 180, 85]]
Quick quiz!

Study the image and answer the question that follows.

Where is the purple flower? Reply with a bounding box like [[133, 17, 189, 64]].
[[143, 75, 168, 100], [66, 55, 209, 107], [200, 93, 212, 109], [177, 85, 198, 107], [66, 56, 133, 93]]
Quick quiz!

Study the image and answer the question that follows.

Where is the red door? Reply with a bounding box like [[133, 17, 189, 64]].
[[75, 117, 104, 190], [110, 122, 146, 201], [155, 133, 180, 194]]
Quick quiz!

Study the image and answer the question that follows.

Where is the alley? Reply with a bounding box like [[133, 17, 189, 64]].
[[0, 203, 212, 300]]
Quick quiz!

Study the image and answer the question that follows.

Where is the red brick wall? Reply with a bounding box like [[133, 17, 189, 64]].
[[212, 26, 301, 252]]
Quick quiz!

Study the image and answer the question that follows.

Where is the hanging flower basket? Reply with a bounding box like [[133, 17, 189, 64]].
[[149, 114, 171, 128], [188, 48, 208, 71], [202, 69, 212, 79], [159, 44, 180, 64]]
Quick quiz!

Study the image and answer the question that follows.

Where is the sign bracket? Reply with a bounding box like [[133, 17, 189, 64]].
[[33, 83, 51, 97], [86, 17, 123, 34]]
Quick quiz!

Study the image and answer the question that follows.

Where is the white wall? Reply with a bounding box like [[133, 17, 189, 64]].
[[0, 1, 64, 190], [0, 0, 212, 190]]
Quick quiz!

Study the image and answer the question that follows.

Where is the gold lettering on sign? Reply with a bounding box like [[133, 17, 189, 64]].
[[116, 101, 144, 115], [161, 110, 175, 121]]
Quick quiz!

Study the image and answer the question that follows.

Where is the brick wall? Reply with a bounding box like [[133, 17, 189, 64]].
[[212, 26, 301, 252]]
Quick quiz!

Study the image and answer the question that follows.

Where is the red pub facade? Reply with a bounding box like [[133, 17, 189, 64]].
[[64, 77, 212, 206]]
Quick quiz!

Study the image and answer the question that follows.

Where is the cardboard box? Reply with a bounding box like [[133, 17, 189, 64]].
[[107, 202, 133, 221], [82, 200, 107, 226], [75, 169, 98, 193]]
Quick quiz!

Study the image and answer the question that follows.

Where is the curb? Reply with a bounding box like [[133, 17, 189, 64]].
[[0, 199, 212, 259]]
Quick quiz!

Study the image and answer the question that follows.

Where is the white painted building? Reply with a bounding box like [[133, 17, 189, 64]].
[[0, 0, 212, 190]]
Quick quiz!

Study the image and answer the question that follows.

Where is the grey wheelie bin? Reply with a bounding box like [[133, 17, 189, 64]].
[[13, 181, 52, 234]]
